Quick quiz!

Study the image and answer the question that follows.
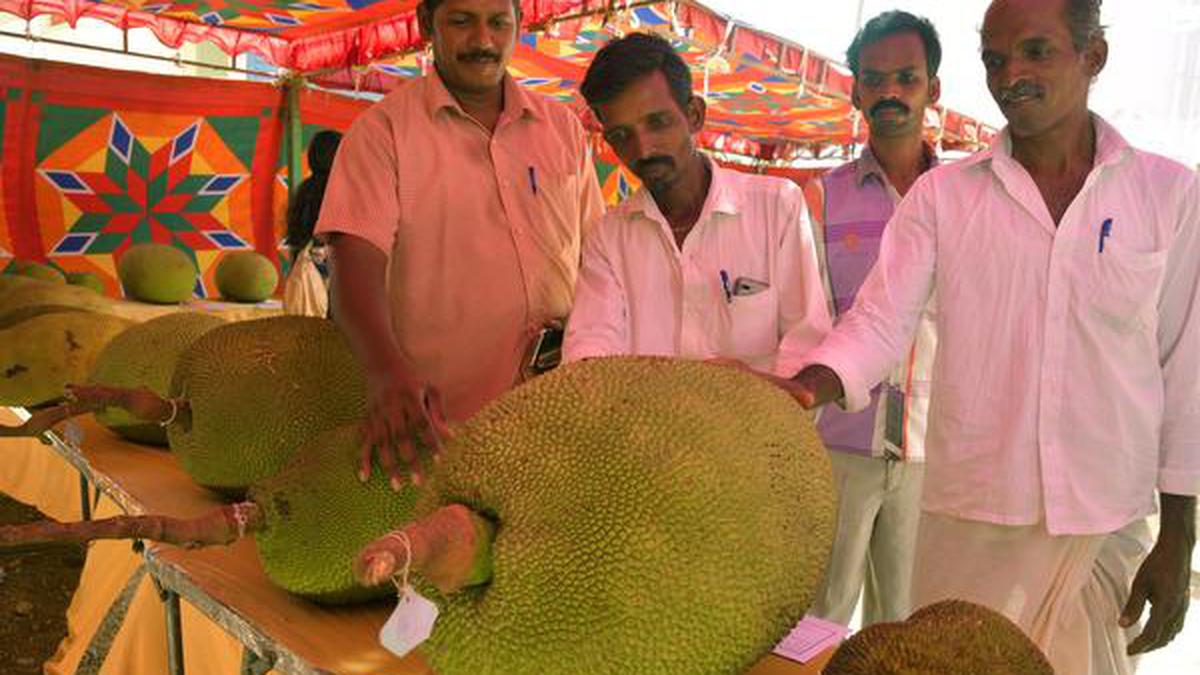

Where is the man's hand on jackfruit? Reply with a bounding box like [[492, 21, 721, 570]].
[[361, 371, 451, 490]]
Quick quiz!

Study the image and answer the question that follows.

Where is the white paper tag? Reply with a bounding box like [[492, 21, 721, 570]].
[[379, 586, 439, 658], [772, 615, 850, 663]]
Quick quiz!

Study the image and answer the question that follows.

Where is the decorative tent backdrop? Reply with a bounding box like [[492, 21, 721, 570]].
[[0, 0, 996, 295]]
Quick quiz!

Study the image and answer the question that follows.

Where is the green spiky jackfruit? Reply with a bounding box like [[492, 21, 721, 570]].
[[417, 356, 836, 675], [118, 243, 197, 304], [250, 424, 421, 604], [88, 312, 226, 445], [4, 259, 65, 284], [214, 251, 278, 303], [166, 316, 367, 492], [0, 310, 135, 406], [825, 600, 1053, 675]]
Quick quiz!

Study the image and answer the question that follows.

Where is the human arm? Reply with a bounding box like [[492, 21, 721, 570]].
[[774, 181, 832, 374], [775, 176, 940, 410], [1120, 170, 1200, 653], [315, 110, 448, 489], [562, 222, 629, 362]]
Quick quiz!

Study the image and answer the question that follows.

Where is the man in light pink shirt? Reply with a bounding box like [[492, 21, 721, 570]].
[[777, 1, 1197, 672], [563, 33, 829, 373], [316, 0, 604, 489]]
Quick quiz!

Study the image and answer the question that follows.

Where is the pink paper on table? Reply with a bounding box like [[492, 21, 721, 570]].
[[772, 615, 851, 664]]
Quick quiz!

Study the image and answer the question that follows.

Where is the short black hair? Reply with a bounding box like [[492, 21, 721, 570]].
[[1065, 0, 1105, 51], [420, 0, 520, 16], [581, 32, 692, 110], [306, 130, 342, 175], [847, 10, 942, 79]]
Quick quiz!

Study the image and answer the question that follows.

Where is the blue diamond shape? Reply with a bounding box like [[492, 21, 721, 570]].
[[110, 116, 132, 163], [206, 231, 248, 249], [43, 171, 89, 193], [171, 123, 199, 163], [53, 233, 96, 254], [201, 175, 243, 195]]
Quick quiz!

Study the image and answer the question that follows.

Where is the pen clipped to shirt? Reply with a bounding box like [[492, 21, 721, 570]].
[[719, 269, 733, 303], [1098, 217, 1113, 253], [528, 166, 538, 196]]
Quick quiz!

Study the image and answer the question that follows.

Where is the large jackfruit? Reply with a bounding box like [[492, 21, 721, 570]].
[[88, 312, 226, 445], [166, 316, 367, 492], [825, 599, 1053, 675], [410, 356, 836, 675], [0, 310, 135, 406], [65, 272, 107, 295], [118, 243, 197, 304], [249, 425, 421, 604]]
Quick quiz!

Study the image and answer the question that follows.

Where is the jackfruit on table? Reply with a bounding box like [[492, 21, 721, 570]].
[[88, 312, 226, 445], [215, 250, 279, 303], [117, 242, 198, 304], [407, 356, 837, 675], [0, 309, 135, 406], [0, 281, 116, 322], [825, 599, 1054, 675], [165, 315, 367, 492]]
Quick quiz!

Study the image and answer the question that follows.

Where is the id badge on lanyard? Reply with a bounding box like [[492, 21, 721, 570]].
[[882, 383, 905, 460]]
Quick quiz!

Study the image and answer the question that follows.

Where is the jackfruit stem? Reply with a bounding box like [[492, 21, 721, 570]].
[[356, 503, 495, 595], [0, 384, 191, 438], [0, 502, 263, 549]]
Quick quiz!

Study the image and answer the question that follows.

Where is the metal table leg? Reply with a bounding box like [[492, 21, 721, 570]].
[[79, 473, 92, 521], [240, 647, 275, 675], [154, 578, 185, 675]]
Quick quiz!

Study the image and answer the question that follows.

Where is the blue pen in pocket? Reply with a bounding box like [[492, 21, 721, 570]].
[[1098, 218, 1113, 253], [719, 269, 733, 303]]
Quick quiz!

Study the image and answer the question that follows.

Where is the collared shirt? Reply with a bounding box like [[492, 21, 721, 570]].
[[792, 146, 939, 462], [316, 71, 605, 422], [793, 116, 1200, 535], [563, 161, 830, 374]]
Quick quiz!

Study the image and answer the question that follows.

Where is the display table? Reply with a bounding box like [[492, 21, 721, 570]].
[[0, 408, 833, 674]]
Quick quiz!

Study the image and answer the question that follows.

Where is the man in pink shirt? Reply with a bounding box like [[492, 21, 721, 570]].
[[776, 1, 1197, 672], [316, 0, 604, 489], [562, 33, 829, 374]]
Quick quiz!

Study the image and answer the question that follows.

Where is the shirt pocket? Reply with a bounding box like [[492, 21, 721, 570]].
[[530, 172, 582, 253], [720, 288, 779, 359], [1087, 240, 1167, 335]]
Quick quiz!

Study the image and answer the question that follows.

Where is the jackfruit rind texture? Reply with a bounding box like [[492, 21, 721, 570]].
[[0, 310, 135, 406], [214, 251, 279, 303], [825, 599, 1054, 675], [65, 272, 107, 295], [0, 282, 115, 322], [118, 243, 198, 304], [168, 316, 367, 491], [89, 312, 226, 445], [419, 356, 836, 675], [250, 424, 422, 604]]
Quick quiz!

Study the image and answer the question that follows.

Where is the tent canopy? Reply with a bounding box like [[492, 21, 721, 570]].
[[0, 0, 996, 154]]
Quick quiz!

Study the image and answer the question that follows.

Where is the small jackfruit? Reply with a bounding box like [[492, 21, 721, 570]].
[[214, 251, 278, 303], [825, 599, 1054, 675], [118, 243, 197, 304], [4, 259, 65, 284], [88, 312, 226, 445], [0, 310, 135, 406], [413, 356, 836, 675]]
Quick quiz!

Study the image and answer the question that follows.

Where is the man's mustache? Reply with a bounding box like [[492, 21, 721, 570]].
[[458, 50, 501, 63], [633, 156, 676, 175], [998, 80, 1044, 105], [870, 99, 910, 118]]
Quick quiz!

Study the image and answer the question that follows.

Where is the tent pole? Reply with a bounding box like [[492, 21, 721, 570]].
[[286, 78, 304, 204]]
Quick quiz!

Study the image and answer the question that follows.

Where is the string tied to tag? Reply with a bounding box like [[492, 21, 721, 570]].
[[386, 530, 414, 593], [158, 399, 179, 428]]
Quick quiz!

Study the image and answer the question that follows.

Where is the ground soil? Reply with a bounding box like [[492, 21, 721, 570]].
[[0, 494, 85, 674]]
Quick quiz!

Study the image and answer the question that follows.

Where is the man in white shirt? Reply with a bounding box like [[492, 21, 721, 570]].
[[563, 32, 829, 372], [776, 1, 1197, 672]]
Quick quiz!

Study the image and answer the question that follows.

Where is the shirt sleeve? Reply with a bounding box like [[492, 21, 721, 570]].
[[573, 123, 607, 240], [314, 107, 400, 255], [563, 218, 629, 362], [774, 182, 832, 377], [795, 174, 939, 412], [1157, 169, 1200, 496]]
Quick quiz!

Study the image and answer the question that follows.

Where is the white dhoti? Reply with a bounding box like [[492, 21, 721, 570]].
[[911, 511, 1150, 675]]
